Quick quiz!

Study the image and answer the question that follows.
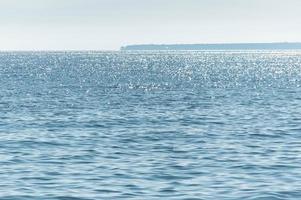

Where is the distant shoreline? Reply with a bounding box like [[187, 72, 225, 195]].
[[121, 43, 301, 50]]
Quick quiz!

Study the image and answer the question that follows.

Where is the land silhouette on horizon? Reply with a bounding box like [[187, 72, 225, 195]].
[[121, 42, 301, 50]]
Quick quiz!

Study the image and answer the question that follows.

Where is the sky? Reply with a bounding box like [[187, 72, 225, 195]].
[[0, 0, 301, 50]]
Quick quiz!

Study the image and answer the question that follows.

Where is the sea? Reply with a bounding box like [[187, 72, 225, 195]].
[[1, 50, 301, 200]]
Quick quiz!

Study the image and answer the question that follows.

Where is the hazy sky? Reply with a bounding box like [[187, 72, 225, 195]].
[[0, 0, 301, 50]]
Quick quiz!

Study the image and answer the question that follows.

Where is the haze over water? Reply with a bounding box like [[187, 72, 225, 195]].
[[1, 51, 301, 199]]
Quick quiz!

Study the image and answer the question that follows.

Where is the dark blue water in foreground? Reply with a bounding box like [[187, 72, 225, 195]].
[[1, 51, 301, 200]]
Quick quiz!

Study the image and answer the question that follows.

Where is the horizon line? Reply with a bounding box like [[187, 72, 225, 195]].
[[1, 42, 301, 52]]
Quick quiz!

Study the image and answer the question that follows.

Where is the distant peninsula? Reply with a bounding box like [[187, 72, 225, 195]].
[[121, 42, 301, 50]]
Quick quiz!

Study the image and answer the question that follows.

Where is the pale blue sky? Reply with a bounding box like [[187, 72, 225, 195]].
[[0, 0, 300, 50]]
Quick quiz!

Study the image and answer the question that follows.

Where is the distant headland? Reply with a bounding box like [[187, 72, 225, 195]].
[[121, 42, 301, 50]]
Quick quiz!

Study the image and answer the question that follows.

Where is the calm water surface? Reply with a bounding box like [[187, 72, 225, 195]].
[[1, 51, 301, 199]]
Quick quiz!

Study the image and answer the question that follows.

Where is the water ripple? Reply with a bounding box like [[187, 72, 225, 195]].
[[1, 51, 301, 199]]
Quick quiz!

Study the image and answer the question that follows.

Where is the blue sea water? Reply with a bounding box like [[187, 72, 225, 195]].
[[1, 51, 301, 200]]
